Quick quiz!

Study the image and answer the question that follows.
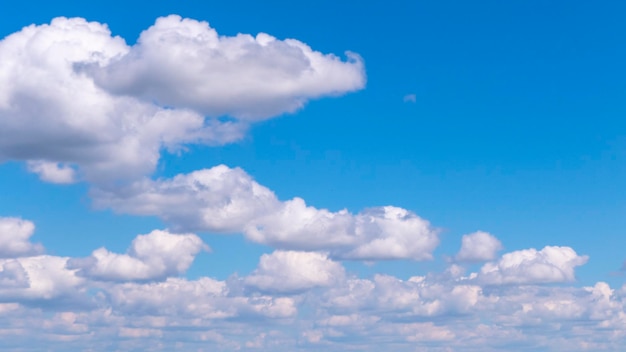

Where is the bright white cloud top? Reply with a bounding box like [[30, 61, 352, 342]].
[[0, 12, 622, 352], [89, 15, 365, 120]]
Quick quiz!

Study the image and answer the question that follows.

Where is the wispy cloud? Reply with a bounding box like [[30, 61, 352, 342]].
[[403, 94, 417, 103]]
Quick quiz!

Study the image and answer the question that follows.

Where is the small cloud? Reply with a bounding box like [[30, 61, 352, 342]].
[[455, 231, 502, 263], [403, 94, 417, 103], [27, 161, 76, 184], [69, 230, 208, 282]]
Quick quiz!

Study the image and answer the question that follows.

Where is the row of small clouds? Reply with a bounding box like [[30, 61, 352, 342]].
[[0, 216, 611, 351], [0, 216, 588, 292]]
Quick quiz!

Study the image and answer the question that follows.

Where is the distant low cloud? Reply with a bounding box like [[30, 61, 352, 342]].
[[107, 277, 298, 320], [0, 215, 615, 351], [0, 16, 365, 184]]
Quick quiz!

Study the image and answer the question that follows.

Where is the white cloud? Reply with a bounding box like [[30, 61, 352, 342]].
[[0, 17, 242, 184], [455, 231, 502, 262], [93, 165, 440, 261], [87, 15, 365, 121], [248, 200, 439, 260], [245, 251, 345, 293], [476, 246, 588, 285], [338, 206, 438, 261], [320, 274, 483, 318], [92, 165, 279, 233], [69, 230, 208, 281], [0, 217, 43, 258], [0, 255, 83, 301], [0, 16, 363, 184], [26, 161, 76, 184], [0, 241, 622, 351]]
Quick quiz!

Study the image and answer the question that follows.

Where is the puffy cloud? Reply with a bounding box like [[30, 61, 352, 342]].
[[245, 251, 345, 293], [92, 166, 279, 233], [0, 218, 84, 303], [250, 201, 439, 261], [0, 256, 83, 301], [0, 217, 43, 258], [0, 16, 242, 184], [455, 231, 502, 262], [0, 16, 363, 184], [93, 165, 440, 261], [26, 161, 76, 184], [69, 230, 208, 281], [476, 246, 588, 285], [87, 15, 365, 121]]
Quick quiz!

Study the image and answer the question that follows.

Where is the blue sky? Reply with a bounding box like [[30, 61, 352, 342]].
[[0, 1, 625, 350]]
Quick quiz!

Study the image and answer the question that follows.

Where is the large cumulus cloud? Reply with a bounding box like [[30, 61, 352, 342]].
[[0, 15, 365, 184], [87, 15, 365, 120]]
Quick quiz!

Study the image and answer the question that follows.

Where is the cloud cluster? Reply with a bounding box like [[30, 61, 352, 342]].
[[92, 165, 440, 261], [0, 16, 365, 184], [0, 216, 618, 351]]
